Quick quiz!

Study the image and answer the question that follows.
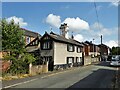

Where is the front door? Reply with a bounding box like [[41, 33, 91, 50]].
[[48, 56, 54, 71]]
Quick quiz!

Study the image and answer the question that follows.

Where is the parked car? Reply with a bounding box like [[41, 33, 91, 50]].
[[110, 55, 120, 66]]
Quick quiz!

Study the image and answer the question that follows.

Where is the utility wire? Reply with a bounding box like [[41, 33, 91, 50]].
[[94, 1, 102, 35]]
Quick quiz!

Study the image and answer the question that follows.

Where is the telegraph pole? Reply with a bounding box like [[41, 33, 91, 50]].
[[101, 35, 102, 44], [100, 35, 102, 61], [93, 38, 95, 57]]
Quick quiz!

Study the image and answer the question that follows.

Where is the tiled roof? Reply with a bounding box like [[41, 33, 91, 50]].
[[47, 32, 83, 47], [84, 41, 96, 45], [21, 28, 41, 37], [98, 44, 110, 48]]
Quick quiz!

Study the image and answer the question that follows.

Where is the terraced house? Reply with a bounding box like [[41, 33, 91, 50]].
[[84, 41, 100, 57]]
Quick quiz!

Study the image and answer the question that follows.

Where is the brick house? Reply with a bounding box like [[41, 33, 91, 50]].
[[84, 41, 100, 57], [21, 28, 41, 45], [1, 28, 40, 72], [98, 44, 110, 55]]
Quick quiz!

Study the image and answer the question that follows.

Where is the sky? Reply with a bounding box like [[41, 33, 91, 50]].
[[2, 2, 119, 48]]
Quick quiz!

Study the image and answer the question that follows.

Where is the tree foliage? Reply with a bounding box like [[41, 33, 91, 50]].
[[111, 47, 120, 55], [1, 19, 36, 75], [2, 19, 25, 54]]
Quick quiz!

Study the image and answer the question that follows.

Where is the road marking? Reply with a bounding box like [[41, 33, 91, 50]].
[[3, 68, 79, 89], [41, 67, 80, 79], [3, 78, 38, 89], [117, 67, 119, 71], [3, 66, 86, 89]]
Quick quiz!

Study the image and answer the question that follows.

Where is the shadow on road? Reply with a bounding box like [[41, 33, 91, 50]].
[[95, 61, 120, 69], [66, 69, 115, 89], [94, 61, 111, 67]]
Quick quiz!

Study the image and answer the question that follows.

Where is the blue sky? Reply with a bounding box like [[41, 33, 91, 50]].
[[2, 2, 118, 48]]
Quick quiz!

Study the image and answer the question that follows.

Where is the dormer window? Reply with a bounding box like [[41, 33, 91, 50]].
[[43, 36, 50, 40], [67, 44, 74, 52], [43, 42, 50, 49], [41, 41, 52, 50]]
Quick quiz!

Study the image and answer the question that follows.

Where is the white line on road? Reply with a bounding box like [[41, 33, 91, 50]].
[[3, 78, 38, 89], [3, 66, 88, 89], [41, 67, 81, 79], [3, 68, 79, 89]]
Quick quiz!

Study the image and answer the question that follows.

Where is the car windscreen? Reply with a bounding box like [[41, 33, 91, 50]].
[[112, 56, 120, 61]]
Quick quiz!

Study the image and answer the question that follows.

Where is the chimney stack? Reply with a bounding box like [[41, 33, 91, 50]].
[[59, 23, 69, 39]]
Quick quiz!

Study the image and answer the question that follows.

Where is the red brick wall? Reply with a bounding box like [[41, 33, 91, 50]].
[[0, 60, 11, 73]]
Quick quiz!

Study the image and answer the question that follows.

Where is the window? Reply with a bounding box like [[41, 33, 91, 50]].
[[30, 40, 38, 46], [77, 47, 82, 53], [76, 57, 80, 62], [80, 57, 82, 62], [35, 40, 38, 45], [77, 47, 81, 52], [42, 41, 52, 50], [67, 57, 74, 64], [76, 57, 78, 63], [67, 44, 74, 52], [26, 36, 31, 44], [43, 36, 50, 40]]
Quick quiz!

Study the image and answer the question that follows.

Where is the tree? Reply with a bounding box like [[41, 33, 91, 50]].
[[2, 19, 25, 55], [111, 47, 120, 55], [1, 19, 36, 75]]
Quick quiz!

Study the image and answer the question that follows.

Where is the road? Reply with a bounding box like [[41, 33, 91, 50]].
[[2, 62, 117, 89]]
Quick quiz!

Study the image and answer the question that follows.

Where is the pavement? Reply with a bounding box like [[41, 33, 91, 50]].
[[117, 67, 120, 89], [2, 65, 84, 89], [118, 67, 120, 89], [2, 61, 116, 89], [115, 67, 120, 89]]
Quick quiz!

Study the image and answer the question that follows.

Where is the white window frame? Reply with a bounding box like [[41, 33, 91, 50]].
[[43, 42, 50, 49], [26, 36, 30, 44], [68, 44, 74, 52]]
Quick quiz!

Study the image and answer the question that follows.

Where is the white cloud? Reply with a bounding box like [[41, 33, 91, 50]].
[[90, 22, 103, 30], [111, 2, 119, 6], [46, 14, 90, 32], [63, 17, 90, 32], [46, 14, 61, 28], [90, 22, 117, 37], [110, 1, 120, 7], [6, 16, 27, 27], [60, 5, 70, 9], [74, 34, 84, 42], [45, 14, 118, 47], [105, 40, 118, 48]]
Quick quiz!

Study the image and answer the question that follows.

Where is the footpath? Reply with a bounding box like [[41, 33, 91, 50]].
[[113, 67, 120, 90], [2, 65, 83, 89], [2, 62, 100, 89]]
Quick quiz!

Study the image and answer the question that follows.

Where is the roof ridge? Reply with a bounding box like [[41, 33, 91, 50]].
[[21, 28, 40, 35]]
